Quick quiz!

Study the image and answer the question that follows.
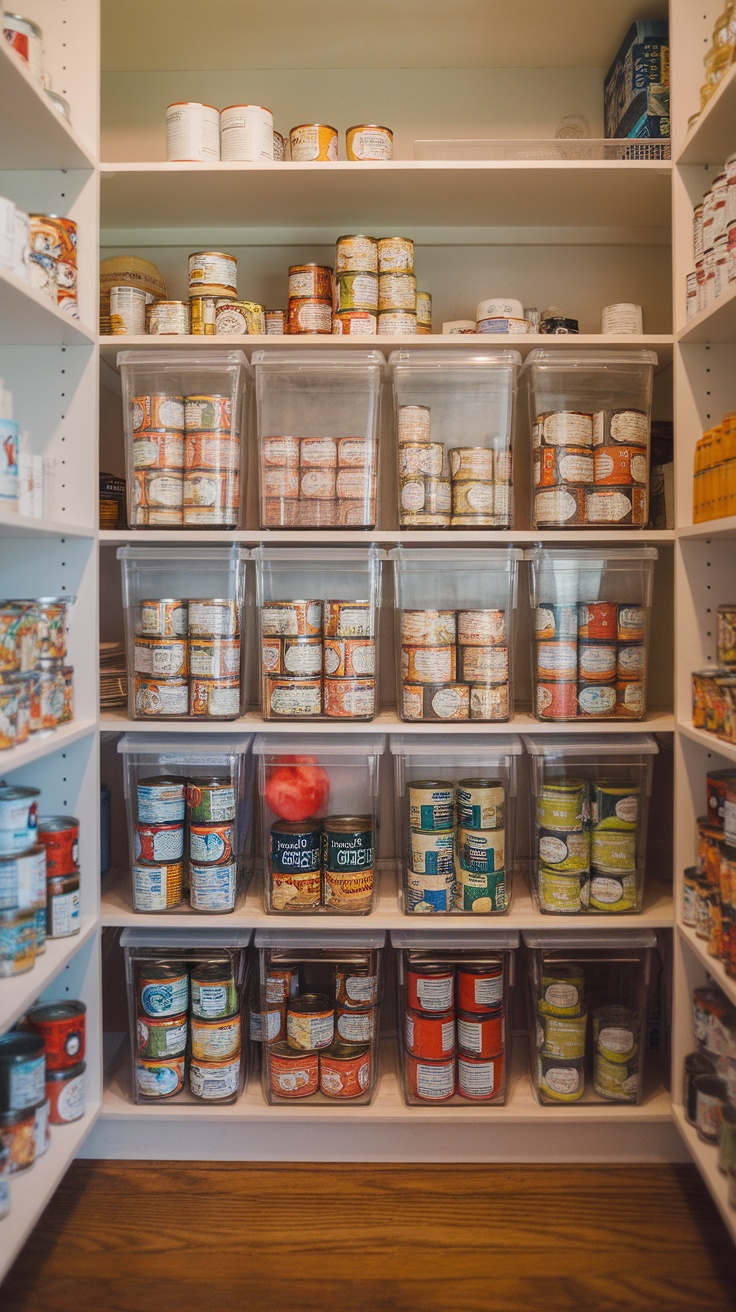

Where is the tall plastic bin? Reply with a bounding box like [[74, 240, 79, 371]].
[[252, 349, 383, 529], [520, 349, 656, 529], [390, 734, 521, 915], [118, 350, 250, 529], [118, 545, 247, 721], [523, 929, 657, 1105], [527, 546, 658, 721], [121, 927, 252, 1104], [253, 733, 385, 914], [391, 929, 519, 1105], [253, 546, 382, 720], [255, 929, 385, 1104], [118, 733, 253, 914], [388, 348, 521, 528], [390, 546, 522, 722], [523, 735, 658, 915]]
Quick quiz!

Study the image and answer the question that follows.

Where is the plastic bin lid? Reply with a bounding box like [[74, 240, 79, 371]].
[[525, 546, 658, 564], [522, 930, 657, 950], [519, 348, 658, 377], [389, 546, 523, 566], [120, 928, 253, 948], [388, 348, 522, 368], [116, 349, 250, 371], [117, 733, 253, 756], [522, 734, 658, 757], [251, 349, 384, 369], [391, 929, 520, 950], [253, 732, 386, 757], [390, 733, 522, 758], [117, 544, 248, 564], [252, 545, 384, 565], [255, 929, 386, 950]]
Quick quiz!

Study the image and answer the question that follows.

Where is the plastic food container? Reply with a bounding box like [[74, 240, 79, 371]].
[[389, 348, 521, 529], [255, 929, 384, 1104], [390, 734, 521, 915], [527, 546, 657, 721], [523, 929, 657, 1106], [390, 546, 522, 722], [121, 928, 251, 1105], [252, 349, 383, 529], [520, 350, 656, 529], [253, 733, 385, 914], [523, 735, 658, 915], [118, 545, 247, 721], [391, 929, 519, 1105], [253, 546, 382, 721], [118, 733, 253, 915], [118, 351, 250, 530]]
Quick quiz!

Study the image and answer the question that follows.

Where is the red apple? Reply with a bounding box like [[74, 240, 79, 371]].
[[265, 754, 330, 821]]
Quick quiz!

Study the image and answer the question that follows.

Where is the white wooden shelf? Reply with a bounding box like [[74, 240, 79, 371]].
[[0, 507, 96, 540], [0, 43, 95, 171], [678, 923, 736, 1009], [100, 161, 672, 231], [99, 528, 676, 546], [677, 281, 736, 345], [0, 267, 96, 347], [677, 721, 736, 763], [673, 1107, 736, 1245], [677, 517, 736, 541], [677, 62, 736, 167], [0, 915, 98, 1034], [0, 719, 97, 772]]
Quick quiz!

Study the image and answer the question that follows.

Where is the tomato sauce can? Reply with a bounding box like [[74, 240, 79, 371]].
[[578, 603, 618, 640], [405, 1008, 455, 1060], [406, 1053, 455, 1102], [190, 1055, 241, 1100], [269, 1042, 319, 1098], [457, 1010, 504, 1058], [457, 965, 503, 1014], [191, 1015, 241, 1061], [25, 1001, 85, 1071], [46, 1061, 86, 1124], [407, 964, 454, 1013], [319, 1042, 371, 1099], [189, 820, 235, 864], [136, 1055, 186, 1099], [139, 965, 189, 1018], [136, 1013, 188, 1060], [457, 1051, 503, 1101], [286, 994, 334, 1051], [134, 821, 185, 864]]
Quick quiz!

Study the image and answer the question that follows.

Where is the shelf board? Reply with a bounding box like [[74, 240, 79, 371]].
[[0, 506, 96, 540], [99, 528, 676, 546], [673, 1106, 736, 1245], [678, 923, 736, 1009], [0, 915, 98, 1034], [0, 267, 96, 347], [0, 1101, 101, 1281], [677, 63, 736, 167], [677, 517, 736, 541], [677, 281, 736, 345], [100, 161, 672, 231], [677, 720, 736, 764], [99, 708, 675, 735], [0, 719, 97, 772], [0, 43, 95, 171]]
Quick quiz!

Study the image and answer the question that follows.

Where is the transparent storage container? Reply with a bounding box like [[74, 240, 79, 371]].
[[390, 734, 521, 915], [118, 350, 250, 530], [252, 349, 383, 530], [523, 735, 658, 915], [520, 350, 657, 530], [523, 929, 657, 1106], [253, 733, 385, 915], [527, 546, 658, 721], [118, 545, 247, 721], [118, 733, 254, 915], [388, 348, 521, 529], [391, 929, 519, 1105], [121, 927, 252, 1105], [390, 546, 522, 722], [253, 546, 382, 721], [255, 929, 385, 1104]]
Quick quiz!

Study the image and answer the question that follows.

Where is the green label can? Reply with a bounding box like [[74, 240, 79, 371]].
[[538, 969, 585, 1017], [456, 827, 504, 874], [453, 865, 506, 913], [536, 781, 587, 831], [136, 1013, 188, 1059], [186, 779, 236, 823], [537, 867, 590, 915], [538, 1052, 584, 1102], [541, 1011, 587, 1060], [538, 827, 590, 872], [591, 829, 636, 870], [408, 781, 454, 832], [591, 784, 639, 831], [589, 870, 637, 911], [321, 817, 373, 872]]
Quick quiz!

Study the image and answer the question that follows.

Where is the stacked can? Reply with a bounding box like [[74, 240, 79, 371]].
[[683, 771, 736, 976], [0, 1032, 46, 1178], [132, 775, 186, 911], [403, 957, 506, 1103], [187, 777, 239, 911], [377, 237, 417, 335], [135, 957, 243, 1102], [189, 250, 237, 335], [130, 393, 185, 526], [261, 434, 377, 528], [533, 407, 649, 528], [183, 393, 240, 527], [26, 1000, 86, 1126], [593, 1005, 639, 1101], [404, 777, 507, 914], [333, 236, 379, 335], [0, 596, 74, 749], [288, 263, 333, 335], [37, 815, 81, 940], [269, 814, 374, 913], [397, 404, 511, 528], [133, 596, 241, 720], [455, 779, 506, 911], [0, 784, 46, 975], [261, 597, 375, 719], [534, 601, 647, 720], [400, 607, 510, 722], [536, 965, 587, 1102], [450, 443, 510, 527], [266, 957, 376, 1100], [133, 774, 238, 913], [28, 214, 78, 316]]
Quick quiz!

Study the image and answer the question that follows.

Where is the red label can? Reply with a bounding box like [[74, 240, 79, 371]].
[[535, 680, 577, 720], [36, 815, 79, 876], [457, 965, 503, 1015], [406, 964, 454, 1013], [457, 1009, 503, 1058], [134, 821, 185, 864], [25, 1000, 86, 1071], [578, 603, 618, 640], [269, 1042, 319, 1099], [405, 1053, 456, 1103], [46, 1061, 86, 1124], [319, 1043, 371, 1099], [457, 1051, 504, 1102], [405, 1008, 456, 1060]]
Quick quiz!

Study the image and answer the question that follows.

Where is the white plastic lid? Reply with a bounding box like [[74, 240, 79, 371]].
[[389, 348, 522, 369], [390, 734, 522, 758], [121, 928, 253, 948], [522, 734, 658, 758], [253, 733, 386, 758], [522, 930, 657, 950], [520, 348, 658, 375], [255, 929, 386, 949], [118, 733, 253, 756], [117, 545, 248, 564], [117, 349, 250, 371], [253, 545, 383, 566], [391, 929, 520, 950], [525, 546, 658, 564], [389, 546, 523, 567], [251, 349, 384, 369]]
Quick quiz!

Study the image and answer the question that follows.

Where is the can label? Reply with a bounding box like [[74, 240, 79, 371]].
[[190, 1056, 240, 1100], [321, 826, 373, 871], [406, 868, 455, 912], [271, 826, 320, 872], [410, 830, 455, 875], [189, 861, 237, 910]]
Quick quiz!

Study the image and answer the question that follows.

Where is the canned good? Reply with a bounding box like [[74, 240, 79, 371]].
[[406, 964, 454, 1013], [323, 866, 374, 911], [404, 682, 470, 722], [189, 820, 235, 864], [405, 867, 455, 913], [319, 1042, 371, 1099], [0, 907, 36, 976], [289, 123, 338, 161], [457, 1052, 503, 1101], [187, 779, 236, 824], [0, 1105, 36, 1172], [166, 102, 221, 162], [335, 272, 379, 313], [408, 782, 454, 832], [336, 235, 379, 274], [335, 966, 379, 1008], [402, 644, 456, 685], [287, 994, 334, 1051], [410, 828, 454, 876], [46, 1061, 86, 1124], [135, 820, 185, 864], [378, 273, 417, 312], [336, 1005, 376, 1044], [133, 396, 185, 434], [188, 251, 237, 298], [416, 291, 432, 327], [135, 1055, 186, 1099], [377, 237, 414, 273], [189, 636, 240, 679], [134, 636, 188, 679], [183, 471, 239, 525], [345, 124, 393, 160], [323, 637, 375, 679], [457, 1010, 504, 1058], [136, 1013, 188, 1060], [110, 285, 147, 335], [133, 860, 184, 911], [134, 676, 189, 718], [188, 598, 239, 637], [456, 781, 504, 831], [454, 864, 506, 913], [133, 431, 184, 469], [215, 300, 265, 335], [264, 677, 322, 718], [190, 295, 218, 335], [139, 599, 188, 638], [457, 965, 503, 1014], [402, 610, 456, 646], [377, 311, 417, 335], [139, 965, 189, 1018], [406, 1053, 455, 1102], [288, 298, 332, 334], [269, 1042, 319, 1098], [459, 645, 509, 684], [288, 264, 333, 302], [405, 1008, 455, 1060], [189, 859, 237, 911], [220, 103, 274, 162], [539, 1053, 584, 1102], [578, 683, 617, 717], [191, 1015, 241, 1062], [0, 846, 45, 911], [3, 13, 43, 80], [0, 784, 39, 856], [191, 963, 238, 1018], [323, 676, 375, 719], [0, 1033, 45, 1112], [324, 600, 371, 638], [265, 309, 287, 334]]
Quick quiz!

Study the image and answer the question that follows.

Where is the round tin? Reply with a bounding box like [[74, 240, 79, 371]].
[[269, 1042, 319, 1099], [288, 298, 332, 334], [407, 964, 454, 1013], [397, 405, 431, 443], [110, 285, 146, 335], [402, 644, 456, 685], [405, 1008, 455, 1060], [188, 251, 237, 298], [0, 907, 36, 976], [132, 397, 185, 434], [286, 994, 334, 1051], [336, 235, 379, 274], [190, 295, 218, 335], [323, 866, 374, 911], [191, 1015, 241, 1062], [220, 103, 274, 162], [134, 821, 185, 864], [191, 962, 238, 1019], [147, 301, 190, 335], [457, 965, 503, 1014], [133, 431, 185, 469], [406, 1054, 455, 1102], [189, 860, 237, 911], [166, 102, 220, 162], [401, 610, 455, 646], [0, 1033, 45, 1112], [136, 1013, 188, 1060], [456, 780, 504, 831], [695, 1075, 728, 1143], [454, 865, 506, 914], [410, 829, 454, 876], [189, 1053, 240, 1100], [0, 1106, 36, 1172], [323, 677, 375, 719], [289, 123, 338, 161], [378, 272, 417, 312], [538, 969, 585, 1017], [25, 1001, 85, 1071], [139, 598, 187, 638], [537, 867, 590, 915], [346, 125, 393, 160], [215, 300, 264, 335], [0, 784, 39, 856], [457, 1051, 503, 1101], [539, 1054, 584, 1102], [335, 272, 378, 313], [405, 867, 455, 913], [336, 1005, 376, 1045], [408, 781, 454, 832], [261, 599, 322, 638], [133, 860, 184, 912], [457, 1010, 504, 1058], [541, 1011, 587, 1061], [288, 264, 333, 302], [266, 968, 299, 1005], [137, 778, 186, 824], [265, 309, 287, 334], [335, 965, 378, 1009], [324, 600, 372, 638], [320, 1042, 371, 1099], [187, 779, 236, 824], [322, 637, 375, 679], [189, 820, 235, 864], [135, 1055, 185, 1099], [377, 236, 414, 274], [189, 677, 240, 719], [0, 845, 46, 912], [139, 965, 189, 1018]]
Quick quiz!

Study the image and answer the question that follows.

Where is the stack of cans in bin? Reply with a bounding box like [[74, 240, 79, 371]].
[[533, 407, 649, 528], [261, 434, 376, 528], [135, 957, 243, 1101], [0, 596, 74, 750], [535, 778, 640, 914], [405, 778, 507, 914], [130, 392, 240, 527], [533, 601, 646, 720], [132, 774, 239, 913], [133, 596, 241, 720], [397, 404, 510, 528], [261, 598, 375, 719], [400, 607, 510, 722]]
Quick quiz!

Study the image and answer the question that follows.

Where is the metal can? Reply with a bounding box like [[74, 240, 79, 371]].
[[578, 682, 617, 717], [262, 635, 321, 678], [320, 1042, 371, 1099], [137, 778, 186, 823], [133, 861, 184, 911], [289, 123, 338, 161], [25, 1001, 85, 1073], [134, 636, 188, 679], [188, 251, 237, 298], [535, 673, 576, 717], [215, 300, 265, 335], [189, 820, 235, 864], [271, 819, 321, 874], [405, 1008, 455, 1060], [0, 847, 47, 914], [147, 300, 190, 335], [46, 872, 79, 938], [135, 1055, 185, 1099], [405, 867, 455, 913], [136, 1013, 188, 1060], [272, 867, 321, 910], [35, 816, 78, 877], [189, 860, 237, 911], [335, 272, 379, 313], [335, 965, 378, 1008], [0, 1032, 45, 1113], [288, 264, 333, 302], [323, 866, 374, 911], [46, 1061, 86, 1125], [336, 1005, 376, 1044], [188, 598, 239, 636], [189, 1053, 241, 1100], [186, 779, 236, 826], [336, 235, 379, 274], [265, 309, 287, 334], [377, 237, 414, 273], [402, 644, 456, 684], [454, 864, 506, 913], [264, 677, 322, 718], [406, 1053, 455, 1102], [269, 1042, 319, 1099], [287, 994, 334, 1051], [288, 298, 332, 334], [458, 1052, 503, 1101], [189, 676, 240, 718], [416, 291, 432, 328], [345, 124, 393, 160], [378, 272, 417, 311], [134, 821, 185, 864], [183, 470, 239, 524], [0, 907, 35, 976], [134, 676, 189, 718], [718, 605, 736, 666], [220, 103, 274, 161], [324, 599, 371, 638], [190, 295, 219, 335], [456, 781, 504, 831], [398, 442, 445, 478], [166, 102, 220, 162], [323, 677, 375, 719], [378, 311, 417, 334], [410, 828, 454, 876], [191, 1015, 241, 1062], [397, 405, 431, 443], [110, 285, 146, 335], [191, 962, 238, 1019], [133, 469, 183, 512], [460, 646, 508, 684], [457, 1010, 503, 1058], [401, 610, 455, 647], [133, 431, 184, 470], [139, 965, 189, 1018], [0, 784, 39, 856], [132, 396, 185, 434], [407, 964, 454, 1013], [457, 965, 503, 1014], [578, 642, 616, 682], [3, 13, 43, 79], [408, 781, 454, 832], [322, 637, 375, 679]]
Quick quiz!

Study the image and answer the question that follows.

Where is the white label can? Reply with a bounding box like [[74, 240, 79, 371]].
[[166, 103, 221, 162], [220, 104, 274, 161], [110, 285, 146, 335]]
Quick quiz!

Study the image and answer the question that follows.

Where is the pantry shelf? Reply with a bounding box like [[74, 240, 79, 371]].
[[678, 924, 736, 1010], [0, 508, 97, 540], [0, 266, 96, 347], [676, 721, 736, 763], [0, 42, 95, 171], [98, 710, 676, 736], [98, 529, 676, 546], [0, 915, 98, 1035], [677, 281, 736, 345], [677, 518, 736, 540], [673, 1107, 736, 1245], [677, 62, 736, 167], [0, 719, 98, 772]]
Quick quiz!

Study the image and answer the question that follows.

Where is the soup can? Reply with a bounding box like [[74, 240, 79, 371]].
[[188, 251, 237, 298], [189, 859, 237, 911], [135, 1056, 185, 1099], [405, 1008, 455, 1060], [220, 103, 274, 161], [188, 598, 239, 636], [269, 1042, 319, 1098], [46, 1061, 86, 1124], [405, 1053, 455, 1102], [136, 1013, 188, 1060], [346, 125, 393, 160], [336, 235, 379, 274], [457, 1010, 503, 1059], [289, 123, 338, 161], [35, 816, 78, 876], [319, 1042, 371, 1099], [286, 994, 334, 1050], [458, 1051, 503, 1101], [407, 963, 454, 1012], [457, 964, 503, 1014], [166, 102, 220, 162], [191, 962, 238, 1018], [139, 965, 189, 1018], [133, 860, 184, 911], [191, 1015, 241, 1062]]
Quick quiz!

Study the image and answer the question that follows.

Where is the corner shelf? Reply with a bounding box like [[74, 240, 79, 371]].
[[0, 267, 96, 347], [0, 43, 95, 171], [673, 1107, 736, 1244], [0, 915, 98, 1034], [677, 62, 736, 167]]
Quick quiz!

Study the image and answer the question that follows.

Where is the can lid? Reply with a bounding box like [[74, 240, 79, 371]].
[[26, 1001, 85, 1023], [0, 1032, 44, 1063], [392, 929, 520, 950], [46, 1061, 86, 1082]]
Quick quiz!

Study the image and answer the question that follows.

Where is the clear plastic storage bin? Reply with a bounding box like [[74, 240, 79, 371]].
[[523, 735, 658, 915], [390, 546, 522, 722], [527, 546, 658, 721], [253, 546, 381, 721], [252, 349, 383, 529], [390, 734, 521, 915], [118, 545, 247, 721], [118, 350, 250, 529], [520, 349, 656, 530], [121, 927, 252, 1105], [118, 734, 254, 915], [389, 348, 521, 529], [523, 929, 657, 1105], [255, 929, 385, 1104], [391, 929, 519, 1105], [253, 733, 385, 915]]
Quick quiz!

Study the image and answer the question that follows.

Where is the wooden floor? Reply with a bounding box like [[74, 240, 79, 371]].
[[3, 1162, 736, 1311]]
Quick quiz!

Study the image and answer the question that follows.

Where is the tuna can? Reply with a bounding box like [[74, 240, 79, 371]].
[[408, 781, 454, 831], [458, 1052, 503, 1101], [134, 636, 188, 679], [139, 599, 188, 639], [410, 829, 455, 876], [0, 1105, 36, 1172], [402, 644, 456, 684], [459, 645, 508, 684], [401, 609, 455, 646], [190, 295, 218, 335], [407, 964, 454, 1013], [0, 846, 46, 911], [335, 965, 379, 1008], [289, 123, 338, 160], [135, 1055, 185, 1099], [0, 784, 39, 856], [110, 285, 146, 335], [336, 235, 379, 274], [336, 1005, 376, 1045], [187, 779, 236, 824], [26, 1001, 85, 1071], [288, 298, 332, 334], [136, 1013, 188, 1060], [191, 962, 238, 1019], [457, 1010, 503, 1058], [139, 965, 189, 1018], [189, 636, 240, 680], [147, 300, 190, 335], [166, 102, 220, 162], [405, 867, 455, 913], [454, 864, 506, 913], [134, 676, 189, 718], [320, 1042, 371, 1099], [539, 1053, 584, 1102], [397, 404, 430, 443], [215, 300, 265, 335], [188, 599, 239, 637], [188, 251, 237, 299], [191, 1015, 241, 1062], [133, 861, 184, 911], [189, 1053, 240, 1100], [46, 1061, 86, 1124], [378, 311, 417, 334], [220, 103, 274, 161], [287, 994, 334, 1051], [288, 264, 333, 302], [269, 1042, 319, 1098], [134, 821, 185, 864], [406, 1054, 455, 1102], [133, 396, 185, 433], [405, 1009, 456, 1061], [189, 859, 237, 911], [0, 1033, 45, 1112], [189, 820, 235, 864], [0, 908, 36, 976], [335, 271, 378, 313], [457, 965, 503, 1014], [265, 309, 287, 333]]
